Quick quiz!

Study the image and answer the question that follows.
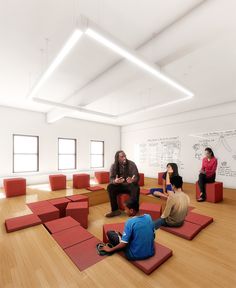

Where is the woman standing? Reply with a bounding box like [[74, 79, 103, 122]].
[[150, 163, 179, 198], [197, 147, 218, 202]]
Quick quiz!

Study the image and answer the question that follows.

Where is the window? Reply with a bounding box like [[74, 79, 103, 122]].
[[90, 140, 104, 168], [58, 138, 76, 170], [13, 134, 39, 173]]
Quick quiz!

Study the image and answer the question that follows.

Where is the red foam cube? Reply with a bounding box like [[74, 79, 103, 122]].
[[49, 174, 66, 191], [27, 200, 51, 210], [48, 197, 71, 217], [29, 204, 60, 223], [138, 173, 145, 186], [3, 178, 26, 198], [66, 202, 89, 228], [196, 181, 223, 203], [73, 174, 90, 189], [94, 171, 109, 184], [139, 202, 162, 220], [140, 189, 150, 195], [66, 194, 89, 205], [117, 194, 130, 210], [5, 214, 42, 233], [158, 172, 165, 185]]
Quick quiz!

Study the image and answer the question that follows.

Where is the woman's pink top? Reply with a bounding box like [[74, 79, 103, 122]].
[[201, 157, 218, 178]]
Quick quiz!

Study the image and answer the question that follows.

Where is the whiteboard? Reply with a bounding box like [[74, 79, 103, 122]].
[[122, 123, 236, 189]]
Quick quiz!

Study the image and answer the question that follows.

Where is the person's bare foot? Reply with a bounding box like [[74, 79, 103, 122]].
[[105, 210, 121, 218]]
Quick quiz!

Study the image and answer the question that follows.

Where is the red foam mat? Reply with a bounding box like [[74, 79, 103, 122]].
[[52, 225, 93, 249], [185, 212, 213, 229], [64, 237, 107, 271], [160, 221, 202, 240], [86, 186, 104, 191], [103, 222, 125, 243], [44, 216, 80, 234], [119, 242, 172, 275], [5, 214, 42, 233]]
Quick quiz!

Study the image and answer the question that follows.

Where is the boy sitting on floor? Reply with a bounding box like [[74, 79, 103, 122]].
[[153, 175, 190, 230], [100, 199, 155, 260]]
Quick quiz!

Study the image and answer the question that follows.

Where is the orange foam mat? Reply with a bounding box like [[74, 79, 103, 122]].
[[64, 237, 107, 271]]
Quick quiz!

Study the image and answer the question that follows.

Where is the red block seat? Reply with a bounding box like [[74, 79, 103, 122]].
[[138, 173, 145, 186], [5, 214, 42, 233], [117, 194, 130, 210], [160, 221, 202, 240], [158, 172, 165, 185], [52, 225, 93, 249], [66, 202, 89, 228], [139, 202, 162, 220], [27, 200, 51, 210], [29, 203, 60, 223], [64, 237, 107, 271], [140, 189, 150, 195], [48, 197, 71, 217], [196, 181, 223, 203], [3, 178, 26, 197], [73, 174, 90, 189], [49, 174, 66, 191], [119, 242, 173, 275], [94, 171, 109, 184], [185, 212, 213, 229], [44, 216, 80, 234]]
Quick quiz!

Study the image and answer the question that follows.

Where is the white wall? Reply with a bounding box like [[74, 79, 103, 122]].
[[0, 106, 120, 186], [121, 102, 236, 189]]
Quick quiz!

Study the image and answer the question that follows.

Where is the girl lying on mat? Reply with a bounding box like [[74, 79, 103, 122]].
[[99, 199, 155, 260], [150, 163, 179, 199]]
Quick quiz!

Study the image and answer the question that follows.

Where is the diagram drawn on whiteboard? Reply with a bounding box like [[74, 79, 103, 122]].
[[191, 129, 236, 177], [135, 136, 183, 171]]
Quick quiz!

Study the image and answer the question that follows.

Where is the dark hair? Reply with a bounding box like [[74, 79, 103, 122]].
[[170, 176, 183, 189], [167, 163, 179, 177], [113, 150, 129, 178], [205, 147, 214, 157], [124, 199, 139, 212]]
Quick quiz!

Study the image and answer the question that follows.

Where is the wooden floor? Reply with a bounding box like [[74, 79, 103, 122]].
[[0, 178, 236, 288]]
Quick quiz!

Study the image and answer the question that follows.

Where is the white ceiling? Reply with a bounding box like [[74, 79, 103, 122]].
[[0, 0, 236, 126]]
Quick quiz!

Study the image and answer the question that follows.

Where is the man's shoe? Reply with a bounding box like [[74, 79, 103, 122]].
[[197, 197, 206, 202], [105, 210, 121, 218]]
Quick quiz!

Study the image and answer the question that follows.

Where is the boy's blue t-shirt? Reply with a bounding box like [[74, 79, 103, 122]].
[[121, 214, 155, 260]]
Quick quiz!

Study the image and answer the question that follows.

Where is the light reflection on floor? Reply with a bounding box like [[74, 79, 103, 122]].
[[0, 192, 6, 199]]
